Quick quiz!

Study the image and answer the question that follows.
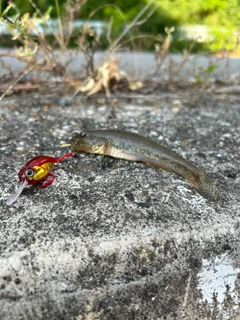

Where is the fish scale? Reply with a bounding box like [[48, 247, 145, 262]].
[[70, 130, 220, 201]]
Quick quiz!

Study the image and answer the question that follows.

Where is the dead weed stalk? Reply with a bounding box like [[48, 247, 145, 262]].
[[0, 0, 202, 100]]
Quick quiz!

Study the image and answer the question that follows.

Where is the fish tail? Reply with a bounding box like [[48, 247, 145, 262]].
[[187, 170, 221, 201]]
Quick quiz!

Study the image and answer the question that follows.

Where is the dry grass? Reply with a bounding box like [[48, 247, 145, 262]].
[[0, 0, 226, 101]]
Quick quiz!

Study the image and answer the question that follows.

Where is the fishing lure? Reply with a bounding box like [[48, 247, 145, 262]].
[[6, 153, 76, 205]]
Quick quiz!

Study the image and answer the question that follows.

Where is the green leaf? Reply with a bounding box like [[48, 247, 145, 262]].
[[1, 4, 12, 18], [205, 64, 218, 74], [194, 76, 202, 83]]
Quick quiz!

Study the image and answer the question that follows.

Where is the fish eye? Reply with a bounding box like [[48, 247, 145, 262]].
[[25, 169, 34, 177], [80, 131, 87, 138]]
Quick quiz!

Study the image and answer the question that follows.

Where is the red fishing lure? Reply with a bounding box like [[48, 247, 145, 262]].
[[7, 153, 76, 205]]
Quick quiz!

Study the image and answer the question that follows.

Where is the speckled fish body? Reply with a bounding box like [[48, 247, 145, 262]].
[[70, 130, 220, 201]]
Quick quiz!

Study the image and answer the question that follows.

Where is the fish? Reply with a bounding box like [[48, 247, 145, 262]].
[[6, 153, 76, 205], [70, 130, 220, 201]]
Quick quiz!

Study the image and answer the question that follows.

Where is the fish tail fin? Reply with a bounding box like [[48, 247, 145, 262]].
[[187, 170, 221, 201]]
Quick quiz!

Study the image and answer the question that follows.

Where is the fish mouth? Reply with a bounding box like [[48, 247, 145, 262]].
[[6, 179, 28, 205], [69, 134, 80, 144], [69, 134, 83, 151]]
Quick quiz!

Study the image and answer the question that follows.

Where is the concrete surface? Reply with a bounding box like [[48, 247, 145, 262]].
[[0, 90, 240, 319], [1, 49, 240, 81]]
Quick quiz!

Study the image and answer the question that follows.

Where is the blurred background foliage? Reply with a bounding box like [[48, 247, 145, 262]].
[[1, 0, 240, 53]]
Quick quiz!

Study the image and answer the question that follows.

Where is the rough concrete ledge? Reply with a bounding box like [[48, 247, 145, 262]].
[[0, 91, 239, 319]]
